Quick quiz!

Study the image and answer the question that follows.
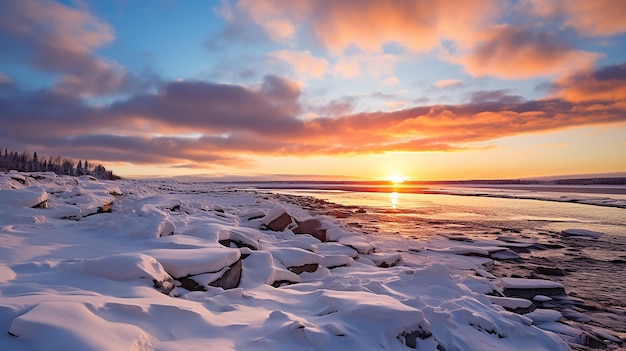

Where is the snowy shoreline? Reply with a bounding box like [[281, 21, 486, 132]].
[[1, 172, 623, 350]]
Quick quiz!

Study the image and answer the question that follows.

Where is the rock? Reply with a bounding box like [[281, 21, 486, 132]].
[[524, 309, 562, 324], [501, 278, 566, 299], [262, 205, 296, 231], [0, 187, 49, 208], [317, 242, 359, 258], [338, 236, 375, 254], [269, 247, 324, 274], [288, 263, 319, 274], [487, 296, 534, 314], [398, 325, 432, 348], [533, 295, 553, 302], [327, 209, 350, 218], [178, 258, 243, 291], [561, 228, 604, 238], [560, 309, 591, 322], [320, 255, 354, 269], [534, 266, 566, 276], [362, 252, 402, 268], [581, 332, 608, 349], [208, 259, 242, 290], [98, 202, 112, 213], [293, 218, 327, 241], [446, 234, 473, 242], [83, 253, 175, 295], [489, 248, 521, 260], [144, 247, 241, 278]]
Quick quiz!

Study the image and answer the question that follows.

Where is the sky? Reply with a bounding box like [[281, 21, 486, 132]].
[[1, 0, 625, 181]]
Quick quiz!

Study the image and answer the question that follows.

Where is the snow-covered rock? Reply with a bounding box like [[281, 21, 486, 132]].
[[143, 247, 241, 278], [560, 228, 604, 238]]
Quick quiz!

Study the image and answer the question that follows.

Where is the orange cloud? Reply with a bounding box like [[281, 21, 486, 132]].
[[434, 79, 462, 89], [3, 70, 626, 167], [461, 25, 600, 79], [551, 63, 626, 102], [231, 0, 500, 53], [522, 0, 626, 37], [269, 50, 330, 79]]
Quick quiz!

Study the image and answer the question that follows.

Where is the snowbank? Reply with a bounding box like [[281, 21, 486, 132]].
[[0, 173, 581, 350]]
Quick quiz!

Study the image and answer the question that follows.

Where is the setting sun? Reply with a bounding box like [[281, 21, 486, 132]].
[[388, 174, 406, 184]]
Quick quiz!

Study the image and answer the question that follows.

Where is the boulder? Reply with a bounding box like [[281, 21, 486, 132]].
[[534, 266, 566, 276], [262, 205, 296, 231], [178, 258, 243, 291], [144, 247, 241, 278], [501, 278, 566, 299], [83, 253, 175, 294], [362, 252, 402, 268], [269, 247, 323, 274], [293, 218, 327, 241]]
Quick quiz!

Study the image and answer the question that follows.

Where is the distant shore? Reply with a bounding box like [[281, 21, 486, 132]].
[[242, 181, 626, 196]]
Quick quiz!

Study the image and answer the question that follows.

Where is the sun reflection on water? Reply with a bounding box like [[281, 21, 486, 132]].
[[389, 192, 398, 208]]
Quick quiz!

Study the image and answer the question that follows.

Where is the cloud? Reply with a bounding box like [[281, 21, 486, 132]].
[[0, 0, 134, 96], [461, 25, 601, 79], [382, 77, 400, 87], [268, 50, 330, 79], [470, 90, 523, 104], [434, 79, 462, 89], [0, 71, 10, 84], [2, 69, 626, 169], [551, 62, 626, 102], [521, 0, 626, 37], [333, 53, 398, 79], [227, 0, 500, 54]]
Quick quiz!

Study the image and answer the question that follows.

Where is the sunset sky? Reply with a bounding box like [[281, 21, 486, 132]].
[[1, 0, 625, 181]]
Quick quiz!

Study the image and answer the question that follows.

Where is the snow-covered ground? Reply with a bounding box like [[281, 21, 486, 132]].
[[0, 172, 621, 350]]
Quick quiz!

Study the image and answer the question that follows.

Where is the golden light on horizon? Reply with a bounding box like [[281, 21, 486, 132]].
[[388, 174, 406, 185]]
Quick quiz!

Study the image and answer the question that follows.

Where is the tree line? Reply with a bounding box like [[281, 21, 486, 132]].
[[0, 148, 120, 180]]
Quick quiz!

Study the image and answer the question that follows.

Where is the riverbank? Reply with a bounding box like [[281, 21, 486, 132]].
[[0, 172, 623, 350]]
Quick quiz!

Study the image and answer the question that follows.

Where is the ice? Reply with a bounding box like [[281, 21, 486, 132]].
[[501, 278, 564, 289], [0, 174, 576, 351], [561, 228, 605, 238], [487, 296, 533, 310], [524, 309, 563, 323]]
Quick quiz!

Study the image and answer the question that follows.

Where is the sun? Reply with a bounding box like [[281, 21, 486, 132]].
[[388, 174, 406, 185]]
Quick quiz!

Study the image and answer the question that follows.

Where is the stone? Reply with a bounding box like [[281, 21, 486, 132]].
[[534, 266, 566, 276], [398, 325, 432, 348], [209, 259, 242, 290], [288, 263, 319, 274], [293, 218, 327, 241], [362, 252, 402, 268], [266, 212, 295, 231], [178, 258, 243, 291]]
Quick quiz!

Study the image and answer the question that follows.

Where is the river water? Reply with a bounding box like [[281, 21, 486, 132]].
[[257, 186, 626, 334]]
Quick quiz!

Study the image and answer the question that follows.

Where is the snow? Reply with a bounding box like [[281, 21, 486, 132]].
[[486, 296, 533, 310], [0, 186, 48, 208], [0, 172, 577, 350], [143, 247, 241, 278], [501, 278, 564, 290], [524, 309, 563, 323]]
